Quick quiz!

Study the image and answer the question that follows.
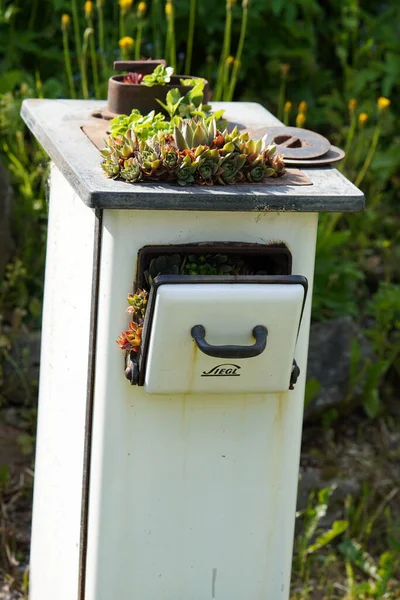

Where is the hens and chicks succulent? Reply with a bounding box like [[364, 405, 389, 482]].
[[116, 289, 148, 352], [102, 117, 285, 186]]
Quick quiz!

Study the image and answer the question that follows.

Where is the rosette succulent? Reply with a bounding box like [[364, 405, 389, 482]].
[[194, 146, 221, 184], [102, 151, 121, 179], [177, 154, 197, 186], [246, 156, 268, 183], [127, 289, 148, 322], [120, 157, 143, 182], [184, 254, 232, 275], [161, 144, 180, 172], [116, 321, 143, 353], [146, 254, 183, 284], [174, 118, 217, 151], [101, 115, 286, 185], [218, 152, 246, 184]]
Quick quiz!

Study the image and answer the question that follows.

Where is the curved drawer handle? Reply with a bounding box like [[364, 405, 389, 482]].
[[191, 325, 268, 359]]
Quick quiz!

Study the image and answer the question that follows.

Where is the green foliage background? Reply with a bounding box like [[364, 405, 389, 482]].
[[0, 0, 399, 418]]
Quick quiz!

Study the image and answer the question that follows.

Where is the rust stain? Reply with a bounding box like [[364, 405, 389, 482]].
[[187, 340, 198, 394]]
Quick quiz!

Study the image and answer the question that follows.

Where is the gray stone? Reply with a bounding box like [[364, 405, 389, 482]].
[[20, 99, 365, 212], [1, 330, 41, 407], [0, 158, 15, 279], [305, 316, 375, 422]]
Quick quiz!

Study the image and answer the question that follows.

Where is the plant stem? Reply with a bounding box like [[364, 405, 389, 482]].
[[62, 30, 76, 99], [152, 0, 163, 58], [81, 28, 92, 100], [119, 7, 125, 40], [354, 122, 381, 188], [283, 105, 291, 126], [226, 0, 248, 102], [341, 110, 357, 171], [88, 18, 100, 99], [96, 0, 107, 76], [185, 0, 196, 74], [168, 2, 176, 70], [28, 0, 38, 30], [71, 0, 82, 63], [353, 126, 365, 169], [277, 77, 286, 122], [164, 20, 171, 62], [215, 1, 232, 101], [135, 22, 143, 60]]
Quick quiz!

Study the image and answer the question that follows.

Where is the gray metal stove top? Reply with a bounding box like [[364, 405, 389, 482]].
[[21, 99, 365, 213]]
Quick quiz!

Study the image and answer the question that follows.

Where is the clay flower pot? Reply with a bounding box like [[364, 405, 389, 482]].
[[107, 60, 210, 116]]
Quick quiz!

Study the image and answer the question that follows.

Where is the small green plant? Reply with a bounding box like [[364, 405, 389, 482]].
[[142, 64, 174, 87], [109, 109, 171, 139], [157, 80, 224, 123]]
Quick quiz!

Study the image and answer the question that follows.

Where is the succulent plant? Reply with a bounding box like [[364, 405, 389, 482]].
[[161, 144, 180, 172], [218, 152, 246, 184], [116, 321, 143, 353], [127, 289, 148, 322], [102, 150, 121, 179], [184, 254, 233, 276], [102, 116, 286, 185], [120, 157, 143, 182], [174, 118, 217, 151], [271, 152, 286, 176], [194, 146, 221, 184], [177, 154, 197, 186], [145, 254, 184, 284], [246, 156, 268, 183]]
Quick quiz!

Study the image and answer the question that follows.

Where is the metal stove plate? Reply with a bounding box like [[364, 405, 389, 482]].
[[248, 126, 331, 159], [284, 146, 345, 166]]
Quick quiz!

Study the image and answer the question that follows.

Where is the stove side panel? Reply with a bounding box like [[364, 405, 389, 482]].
[[29, 165, 96, 600]]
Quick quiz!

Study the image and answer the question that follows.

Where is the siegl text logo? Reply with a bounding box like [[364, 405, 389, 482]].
[[201, 364, 241, 377]]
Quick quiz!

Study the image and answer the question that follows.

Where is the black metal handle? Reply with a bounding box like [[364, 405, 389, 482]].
[[191, 325, 268, 359]]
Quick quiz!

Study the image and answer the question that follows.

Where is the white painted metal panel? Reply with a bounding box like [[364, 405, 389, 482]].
[[85, 209, 318, 600], [145, 282, 305, 394], [29, 166, 95, 600]]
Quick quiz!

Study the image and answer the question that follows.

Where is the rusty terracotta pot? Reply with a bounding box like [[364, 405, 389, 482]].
[[107, 60, 210, 117]]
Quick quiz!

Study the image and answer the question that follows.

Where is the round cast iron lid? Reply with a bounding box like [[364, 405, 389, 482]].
[[249, 126, 331, 159], [284, 146, 346, 166]]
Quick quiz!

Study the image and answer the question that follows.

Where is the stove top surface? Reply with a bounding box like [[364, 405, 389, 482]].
[[21, 99, 364, 212]]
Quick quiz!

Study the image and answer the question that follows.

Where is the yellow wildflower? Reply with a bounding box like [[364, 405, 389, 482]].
[[296, 112, 306, 128], [119, 0, 133, 9], [226, 55, 235, 65], [298, 101, 308, 114], [138, 1, 147, 16], [359, 112, 368, 126], [284, 101, 292, 112], [377, 96, 390, 111], [119, 36, 135, 50], [61, 13, 71, 30], [234, 59, 241, 68], [84, 0, 94, 17], [348, 98, 357, 111], [165, 1, 173, 17]]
